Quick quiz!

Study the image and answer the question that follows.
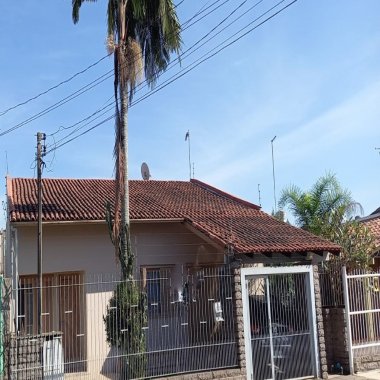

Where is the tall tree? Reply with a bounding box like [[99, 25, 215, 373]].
[[72, 0, 181, 279], [278, 173, 361, 236], [279, 173, 376, 268]]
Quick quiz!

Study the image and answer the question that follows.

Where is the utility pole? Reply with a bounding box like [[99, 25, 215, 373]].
[[37, 132, 46, 335], [271, 136, 277, 213]]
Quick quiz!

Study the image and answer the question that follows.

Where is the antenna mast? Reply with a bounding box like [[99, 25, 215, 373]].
[[271, 136, 277, 213], [257, 184, 262, 207], [185, 130, 191, 179]]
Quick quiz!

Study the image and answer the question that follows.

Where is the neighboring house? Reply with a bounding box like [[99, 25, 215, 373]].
[[359, 207, 380, 268], [5, 176, 340, 379]]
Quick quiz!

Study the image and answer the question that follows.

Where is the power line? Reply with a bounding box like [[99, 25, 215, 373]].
[[0, 0, 189, 118], [131, 0, 294, 106], [0, 0, 226, 127], [130, 0, 269, 104], [47, 0, 265, 143], [0, 73, 111, 137], [47, 0, 295, 151], [0, 54, 111, 117], [174, 0, 186, 8], [46, 115, 115, 153], [50, 102, 115, 146], [45, 0, 298, 156]]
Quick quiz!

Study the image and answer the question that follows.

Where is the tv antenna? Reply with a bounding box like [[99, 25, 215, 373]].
[[271, 136, 277, 213], [185, 130, 191, 179], [257, 184, 262, 207], [141, 162, 151, 180]]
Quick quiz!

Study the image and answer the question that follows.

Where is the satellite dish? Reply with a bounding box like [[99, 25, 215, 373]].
[[141, 162, 151, 180]]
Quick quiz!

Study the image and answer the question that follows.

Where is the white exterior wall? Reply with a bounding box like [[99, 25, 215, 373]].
[[15, 223, 118, 276], [133, 222, 224, 293], [11, 221, 225, 378]]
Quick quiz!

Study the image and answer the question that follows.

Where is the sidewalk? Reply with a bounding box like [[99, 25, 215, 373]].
[[330, 370, 380, 380]]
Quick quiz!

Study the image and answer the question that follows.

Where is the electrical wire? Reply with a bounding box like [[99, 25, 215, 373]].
[[132, 0, 293, 107], [47, 0, 263, 143], [0, 0, 227, 127], [45, 0, 298, 156], [0, 0, 189, 117], [47, 0, 294, 150], [0, 54, 111, 117], [46, 114, 115, 154]]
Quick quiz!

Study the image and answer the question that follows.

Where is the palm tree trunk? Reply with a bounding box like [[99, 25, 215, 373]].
[[120, 85, 134, 280], [116, 0, 134, 281]]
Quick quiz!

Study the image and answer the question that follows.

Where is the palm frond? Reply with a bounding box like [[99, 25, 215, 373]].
[[107, 0, 118, 37], [279, 185, 312, 229], [72, 0, 97, 24], [134, 0, 182, 87]]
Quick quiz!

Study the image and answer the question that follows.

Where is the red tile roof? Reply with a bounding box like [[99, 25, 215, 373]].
[[361, 214, 380, 246], [7, 177, 340, 255]]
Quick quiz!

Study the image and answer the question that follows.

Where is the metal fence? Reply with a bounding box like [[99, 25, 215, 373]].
[[318, 260, 344, 308], [343, 267, 380, 371], [243, 267, 318, 380], [2, 265, 238, 379]]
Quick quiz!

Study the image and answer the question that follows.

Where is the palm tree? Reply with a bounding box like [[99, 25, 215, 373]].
[[278, 173, 362, 237], [72, 0, 181, 280]]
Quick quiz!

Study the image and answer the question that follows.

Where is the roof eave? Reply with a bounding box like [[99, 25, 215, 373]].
[[358, 212, 380, 223], [10, 217, 186, 226]]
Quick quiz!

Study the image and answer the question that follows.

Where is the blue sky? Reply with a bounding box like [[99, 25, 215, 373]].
[[0, 0, 380, 227]]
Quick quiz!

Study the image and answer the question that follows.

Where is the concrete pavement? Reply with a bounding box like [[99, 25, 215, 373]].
[[330, 370, 380, 380]]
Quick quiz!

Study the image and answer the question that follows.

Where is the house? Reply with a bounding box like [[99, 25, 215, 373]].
[[359, 207, 380, 268], [4, 176, 340, 380]]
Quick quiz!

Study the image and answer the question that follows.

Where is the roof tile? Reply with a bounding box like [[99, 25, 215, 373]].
[[8, 177, 340, 255], [362, 216, 380, 246]]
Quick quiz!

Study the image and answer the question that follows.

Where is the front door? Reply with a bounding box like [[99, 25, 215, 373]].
[[242, 266, 319, 380]]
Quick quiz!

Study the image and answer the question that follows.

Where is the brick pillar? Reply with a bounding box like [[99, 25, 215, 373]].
[[233, 267, 247, 377], [313, 265, 328, 379]]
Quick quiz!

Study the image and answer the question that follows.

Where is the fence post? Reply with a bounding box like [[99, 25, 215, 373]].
[[0, 275, 3, 376], [342, 266, 354, 374]]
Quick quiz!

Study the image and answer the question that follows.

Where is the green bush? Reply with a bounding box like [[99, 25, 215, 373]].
[[104, 281, 147, 379]]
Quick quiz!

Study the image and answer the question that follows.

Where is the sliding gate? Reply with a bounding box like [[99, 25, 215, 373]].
[[242, 266, 319, 380]]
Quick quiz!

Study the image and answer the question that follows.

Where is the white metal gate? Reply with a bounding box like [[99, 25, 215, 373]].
[[242, 266, 319, 380], [343, 267, 380, 374]]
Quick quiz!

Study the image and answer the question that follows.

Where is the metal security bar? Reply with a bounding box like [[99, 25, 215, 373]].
[[318, 260, 344, 308], [343, 267, 380, 374], [242, 265, 319, 380], [4, 265, 238, 379]]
